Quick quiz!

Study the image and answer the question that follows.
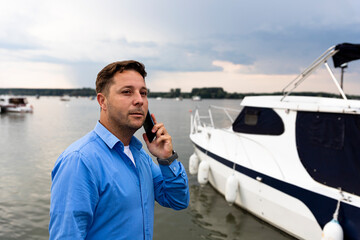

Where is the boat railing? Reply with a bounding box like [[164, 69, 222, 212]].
[[191, 105, 241, 133]]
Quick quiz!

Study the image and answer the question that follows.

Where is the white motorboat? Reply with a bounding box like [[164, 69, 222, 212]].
[[189, 43, 360, 240], [192, 95, 201, 101], [0, 96, 33, 113], [60, 95, 71, 101]]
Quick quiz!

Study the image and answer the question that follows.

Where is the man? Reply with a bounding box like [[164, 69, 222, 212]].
[[49, 60, 190, 239]]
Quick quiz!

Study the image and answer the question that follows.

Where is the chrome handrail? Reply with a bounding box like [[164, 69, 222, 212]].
[[209, 105, 240, 124], [191, 105, 240, 134], [281, 45, 342, 101]]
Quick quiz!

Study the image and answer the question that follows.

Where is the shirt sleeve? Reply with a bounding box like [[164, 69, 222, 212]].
[[151, 157, 190, 210], [49, 151, 98, 239]]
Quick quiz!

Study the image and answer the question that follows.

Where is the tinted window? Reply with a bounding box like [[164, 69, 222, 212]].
[[232, 107, 284, 135]]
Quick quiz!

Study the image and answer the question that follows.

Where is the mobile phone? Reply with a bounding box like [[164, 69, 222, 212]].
[[143, 110, 156, 142]]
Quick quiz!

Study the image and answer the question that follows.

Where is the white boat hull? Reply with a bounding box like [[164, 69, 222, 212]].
[[5, 106, 33, 113], [192, 145, 322, 239]]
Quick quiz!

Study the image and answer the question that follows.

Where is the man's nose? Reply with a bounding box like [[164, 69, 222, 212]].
[[133, 91, 144, 105]]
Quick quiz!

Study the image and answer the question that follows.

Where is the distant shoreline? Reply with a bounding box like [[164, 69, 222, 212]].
[[0, 87, 359, 100]]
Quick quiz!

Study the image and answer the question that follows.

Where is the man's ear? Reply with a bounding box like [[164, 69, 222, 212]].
[[97, 93, 107, 111]]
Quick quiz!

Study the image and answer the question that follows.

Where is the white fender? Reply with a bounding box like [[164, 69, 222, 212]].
[[189, 153, 199, 175], [321, 219, 343, 240], [197, 161, 210, 185], [225, 174, 238, 205]]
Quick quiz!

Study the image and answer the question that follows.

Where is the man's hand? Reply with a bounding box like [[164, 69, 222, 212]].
[[143, 114, 173, 159]]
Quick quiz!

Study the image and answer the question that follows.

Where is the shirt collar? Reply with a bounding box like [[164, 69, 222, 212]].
[[94, 121, 143, 151]]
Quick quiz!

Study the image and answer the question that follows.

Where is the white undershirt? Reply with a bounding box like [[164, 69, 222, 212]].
[[124, 146, 136, 166]]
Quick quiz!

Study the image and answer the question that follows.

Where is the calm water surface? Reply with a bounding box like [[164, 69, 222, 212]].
[[0, 97, 295, 240]]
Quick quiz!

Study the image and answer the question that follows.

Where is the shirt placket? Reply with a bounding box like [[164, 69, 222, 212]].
[[115, 145, 147, 240], [132, 149, 148, 240]]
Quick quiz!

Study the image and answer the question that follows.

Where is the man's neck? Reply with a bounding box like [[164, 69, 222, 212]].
[[99, 119, 135, 146]]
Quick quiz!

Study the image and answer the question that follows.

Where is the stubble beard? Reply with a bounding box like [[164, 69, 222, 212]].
[[108, 110, 145, 137]]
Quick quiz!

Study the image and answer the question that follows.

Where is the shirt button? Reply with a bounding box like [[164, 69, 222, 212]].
[[173, 167, 176, 171]]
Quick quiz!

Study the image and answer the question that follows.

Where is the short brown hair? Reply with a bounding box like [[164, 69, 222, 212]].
[[96, 60, 147, 94]]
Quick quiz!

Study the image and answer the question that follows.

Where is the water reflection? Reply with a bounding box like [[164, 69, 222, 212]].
[[0, 101, 53, 240], [188, 184, 295, 240]]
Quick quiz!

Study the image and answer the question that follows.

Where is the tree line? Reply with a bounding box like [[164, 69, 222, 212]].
[[0, 87, 359, 99], [0, 88, 96, 97]]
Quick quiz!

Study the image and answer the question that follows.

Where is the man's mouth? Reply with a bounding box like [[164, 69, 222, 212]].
[[129, 110, 144, 117]]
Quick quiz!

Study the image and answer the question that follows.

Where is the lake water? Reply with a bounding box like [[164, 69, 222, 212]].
[[0, 97, 295, 240]]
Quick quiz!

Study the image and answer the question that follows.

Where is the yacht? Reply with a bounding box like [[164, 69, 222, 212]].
[[0, 96, 33, 113], [189, 43, 360, 240]]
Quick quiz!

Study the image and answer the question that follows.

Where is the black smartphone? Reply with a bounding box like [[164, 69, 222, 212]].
[[143, 110, 156, 142]]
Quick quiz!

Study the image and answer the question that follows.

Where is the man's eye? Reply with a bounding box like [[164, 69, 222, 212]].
[[141, 91, 148, 96], [122, 90, 131, 94]]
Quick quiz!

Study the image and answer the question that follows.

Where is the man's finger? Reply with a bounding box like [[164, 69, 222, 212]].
[[154, 134, 172, 145], [151, 114, 157, 124], [152, 123, 165, 133], [156, 126, 168, 137]]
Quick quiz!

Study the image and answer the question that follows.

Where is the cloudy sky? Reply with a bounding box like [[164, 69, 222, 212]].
[[1, 0, 360, 94]]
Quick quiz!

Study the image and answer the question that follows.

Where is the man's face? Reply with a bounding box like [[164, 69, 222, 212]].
[[103, 70, 148, 132]]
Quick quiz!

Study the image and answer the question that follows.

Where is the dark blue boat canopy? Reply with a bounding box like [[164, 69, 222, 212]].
[[332, 43, 360, 68], [296, 111, 360, 196]]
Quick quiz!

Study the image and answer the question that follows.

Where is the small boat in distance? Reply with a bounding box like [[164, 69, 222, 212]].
[[60, 95, 71, 101], [189, 43, 360, 240], [192, 95, 201, 101], [0, 96, 33, 113]]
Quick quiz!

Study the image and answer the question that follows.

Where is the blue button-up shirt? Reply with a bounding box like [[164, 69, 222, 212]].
[[49, 122, 189, 239]]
